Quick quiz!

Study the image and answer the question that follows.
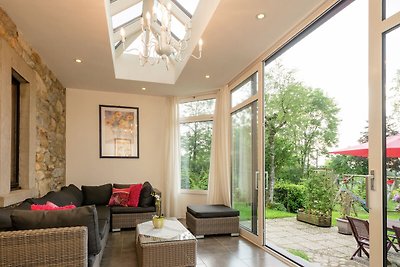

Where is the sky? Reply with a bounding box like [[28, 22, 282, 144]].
[[270, 0, 369, 149], [269, 0, 400, 151]]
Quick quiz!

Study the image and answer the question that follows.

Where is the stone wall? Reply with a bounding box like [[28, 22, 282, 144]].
[[0, 8, 66, 196]]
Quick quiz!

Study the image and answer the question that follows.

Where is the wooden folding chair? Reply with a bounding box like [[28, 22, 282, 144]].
[[392, 226, 400, 252], [347, 216, 370, 259]]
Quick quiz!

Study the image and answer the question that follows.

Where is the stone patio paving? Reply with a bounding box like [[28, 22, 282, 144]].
[[264, 217, 400, 267]]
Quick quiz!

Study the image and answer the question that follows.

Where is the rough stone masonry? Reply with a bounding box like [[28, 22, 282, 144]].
[[0, 8, 66, 196]]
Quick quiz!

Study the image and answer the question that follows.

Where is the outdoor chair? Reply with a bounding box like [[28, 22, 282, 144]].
[[392, 226, 400, 252], [347, 216, 396, 260], [347, 216, 370, 259]]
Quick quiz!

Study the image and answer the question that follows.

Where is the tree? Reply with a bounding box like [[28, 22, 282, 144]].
[[180, 100, 214, 190], [326, 155, 368, 175], [265, 61, 339, 203]]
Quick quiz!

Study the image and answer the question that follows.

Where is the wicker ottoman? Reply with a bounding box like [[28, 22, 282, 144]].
[[186, 205, 240, 238]]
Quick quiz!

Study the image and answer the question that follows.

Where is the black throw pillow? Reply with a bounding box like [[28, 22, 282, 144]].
[[138, 181, 154, 208], [81, 184, 112, 205], [113, 183, 131, 189], [61, 184, 83, 206], [11, 205, 101, 256]]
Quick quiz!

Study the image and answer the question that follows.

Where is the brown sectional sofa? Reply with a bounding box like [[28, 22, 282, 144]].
[[0, 181, 159, 267]]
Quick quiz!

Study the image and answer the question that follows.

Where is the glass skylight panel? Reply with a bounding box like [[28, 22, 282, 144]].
[[175, 0, 199, 15], [170, 16, 186, 40], [153, 1, 187, 40], [112, 1, 143, 29]]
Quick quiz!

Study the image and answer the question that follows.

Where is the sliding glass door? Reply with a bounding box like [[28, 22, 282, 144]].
[[232, 101, 258, 233], [230, 71, 264, 242]]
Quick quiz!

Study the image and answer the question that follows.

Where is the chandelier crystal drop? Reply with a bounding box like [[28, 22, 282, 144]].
[[119, 0, 202, 70]]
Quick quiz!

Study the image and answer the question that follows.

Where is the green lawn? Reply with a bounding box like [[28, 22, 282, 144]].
[[233, 202, 399, 225], [288, 249, 310, 261], [233, 203, 297, 221]]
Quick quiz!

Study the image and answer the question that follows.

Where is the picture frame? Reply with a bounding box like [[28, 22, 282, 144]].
[[99, 105, 139, 158]]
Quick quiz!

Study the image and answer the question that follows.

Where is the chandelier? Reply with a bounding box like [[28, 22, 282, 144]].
[[119, 0, 202, 70]]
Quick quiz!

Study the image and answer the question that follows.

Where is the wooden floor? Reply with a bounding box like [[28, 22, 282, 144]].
[[100, 230, 290, 267]]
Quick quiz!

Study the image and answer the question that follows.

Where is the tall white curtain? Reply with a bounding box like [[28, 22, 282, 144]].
[[207, 86, 231, 206], [164, 96, 181, 217]]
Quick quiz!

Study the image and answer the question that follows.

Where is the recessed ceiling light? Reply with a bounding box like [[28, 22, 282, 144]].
[[75, 58, 82, 63], [205, 75, 210, 79], [256, 13, 265, 20], [142, 87, 146, 91]]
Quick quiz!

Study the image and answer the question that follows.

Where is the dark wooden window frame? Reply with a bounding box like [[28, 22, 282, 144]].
[[10, 76, 20, 190]]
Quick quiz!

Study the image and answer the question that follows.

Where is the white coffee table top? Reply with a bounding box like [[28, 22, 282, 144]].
[[136, 218, 195, 244]]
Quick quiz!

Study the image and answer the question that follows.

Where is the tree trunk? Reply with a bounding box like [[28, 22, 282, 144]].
[[267, 133, 276, 204]]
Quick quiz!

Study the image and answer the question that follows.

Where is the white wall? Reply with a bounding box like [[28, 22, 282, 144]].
[[66, 88, 208, 218], [66, 88, 167, 192]]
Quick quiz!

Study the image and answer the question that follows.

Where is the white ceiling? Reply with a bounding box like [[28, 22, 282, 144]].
[[0, 0, 324, 96]]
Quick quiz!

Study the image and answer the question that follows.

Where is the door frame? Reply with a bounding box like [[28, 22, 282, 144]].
[[229, 63, 265, 246], [368, 1, 400, 266]]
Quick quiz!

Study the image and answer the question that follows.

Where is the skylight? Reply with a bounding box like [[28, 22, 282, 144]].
[[170, 15, 186, 40], [112, 1, 143, 30], [175, 0, 199, 16], [154, 2, 187, 40]]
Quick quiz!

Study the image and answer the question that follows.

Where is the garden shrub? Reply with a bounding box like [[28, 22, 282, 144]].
[[273, 183, 305, 212], [304, 170, 336, 216], [267, 202, 287, 212]]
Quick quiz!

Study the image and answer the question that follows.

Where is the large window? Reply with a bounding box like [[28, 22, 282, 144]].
[[179, 98, 215, 190]]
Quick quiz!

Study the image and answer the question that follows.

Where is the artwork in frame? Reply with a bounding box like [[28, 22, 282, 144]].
[[99, 105, 139, 158]]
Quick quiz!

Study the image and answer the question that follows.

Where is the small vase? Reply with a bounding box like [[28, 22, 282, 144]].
[[152, 217, 164, 229]]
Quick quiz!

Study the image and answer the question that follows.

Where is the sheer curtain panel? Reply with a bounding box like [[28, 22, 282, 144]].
[[164, 96, 180, 217], [207, 87, 231, 206]]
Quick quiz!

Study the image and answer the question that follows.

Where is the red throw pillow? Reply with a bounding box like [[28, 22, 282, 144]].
[[108, 188, 130, 207], [31, 201, 76, 210], [128, 184, 143, 207]]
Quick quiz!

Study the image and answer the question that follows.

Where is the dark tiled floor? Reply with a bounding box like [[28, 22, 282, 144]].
[[100, 230, 290, 267]]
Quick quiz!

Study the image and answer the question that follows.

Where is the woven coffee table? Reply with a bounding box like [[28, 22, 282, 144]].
[[136, 218, 197, 267]]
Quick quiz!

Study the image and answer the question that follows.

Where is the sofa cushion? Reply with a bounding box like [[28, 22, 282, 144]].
[[128, 184, 142, 207], [60, 184, 83, 206], [138, 182, 154, 208], [110, 206, 155, 214], [95, 205, 111, 222], [187, 205, 240, 218], [108, 188, 130, 207], [82, 184, 112, 205], [11, 205, 101, 256], [113, 183, 131, 189], [0, 201, 34, 231], [31, 201, 76, 210], [98, 219, 108, 239], [26, 191, 55, 205], [26, 185, 83, 207], [0, 207, 14, 230]]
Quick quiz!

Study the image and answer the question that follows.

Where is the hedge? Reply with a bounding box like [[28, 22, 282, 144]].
[[273, 183, 306, 213]]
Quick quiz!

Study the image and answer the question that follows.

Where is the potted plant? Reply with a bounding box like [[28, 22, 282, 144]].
[[297, 169, 335, 227], [152, 192, 164, 228], [336, 189, 353, 235]]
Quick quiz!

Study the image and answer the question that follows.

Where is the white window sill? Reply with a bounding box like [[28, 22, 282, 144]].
[[0, 188, 36, 207], [179, 189, 208, 195]]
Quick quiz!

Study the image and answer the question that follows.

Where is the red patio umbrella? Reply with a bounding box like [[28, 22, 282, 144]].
[[329, 134, 400, 158]]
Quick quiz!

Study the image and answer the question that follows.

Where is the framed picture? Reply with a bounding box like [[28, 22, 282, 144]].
[[99, 105, 139, 158]]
